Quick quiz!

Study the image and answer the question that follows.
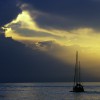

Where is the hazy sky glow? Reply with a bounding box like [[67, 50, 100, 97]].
[[1, 0, 100, 80]]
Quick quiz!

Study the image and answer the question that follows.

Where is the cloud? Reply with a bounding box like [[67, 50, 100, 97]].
[[4, 2, 100, 49], [1, 0, 100, 30], [2, 0, 99, 30], [5, 10, 67, 41], [0, 34, 75, 82], [4, 9, 100, 56], [5, 10, 100, 51], [20, 0, 100, 30], [0, 34, 99, 82]]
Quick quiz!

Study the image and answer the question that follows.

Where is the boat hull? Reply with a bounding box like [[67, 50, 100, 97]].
[[73, 84, 84, 92]]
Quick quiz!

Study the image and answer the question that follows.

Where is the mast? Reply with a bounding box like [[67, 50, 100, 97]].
[[74, 51, 79, 85], [79, 61, 81, 84], [76, 51, 78, 84]]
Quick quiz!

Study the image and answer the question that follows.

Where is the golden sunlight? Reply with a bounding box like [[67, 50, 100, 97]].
[[4, 10, 100, 56]]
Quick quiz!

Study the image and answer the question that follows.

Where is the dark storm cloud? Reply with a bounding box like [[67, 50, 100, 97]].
[[0, 34, 96, 82], [0, 0, 21, 27], [21, 0, 100, 30], [0, 34, 74, 82]]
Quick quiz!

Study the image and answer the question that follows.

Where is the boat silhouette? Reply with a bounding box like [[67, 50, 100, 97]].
[[72, 51, 84, 92]]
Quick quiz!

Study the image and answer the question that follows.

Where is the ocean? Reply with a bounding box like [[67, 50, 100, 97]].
[[0, 82, 99, 100]]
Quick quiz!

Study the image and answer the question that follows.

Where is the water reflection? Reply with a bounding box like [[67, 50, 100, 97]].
[[0, 83, 99, 100], [0, 83, 36, 100]]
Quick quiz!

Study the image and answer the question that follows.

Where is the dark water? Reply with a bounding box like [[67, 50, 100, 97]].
[[0, 82, 100, 100]]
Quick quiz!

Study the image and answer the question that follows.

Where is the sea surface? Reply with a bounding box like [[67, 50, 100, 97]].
[[0, 82, 100, 100]]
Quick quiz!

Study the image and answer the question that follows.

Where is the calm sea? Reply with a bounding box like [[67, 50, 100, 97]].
[[0, 82, 99, 100]]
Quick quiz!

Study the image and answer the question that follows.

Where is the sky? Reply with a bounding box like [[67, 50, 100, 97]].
[[1, 0, 100, 81]]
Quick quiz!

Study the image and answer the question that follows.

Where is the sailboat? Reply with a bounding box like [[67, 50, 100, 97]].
[[72, 51, 84, 92]]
